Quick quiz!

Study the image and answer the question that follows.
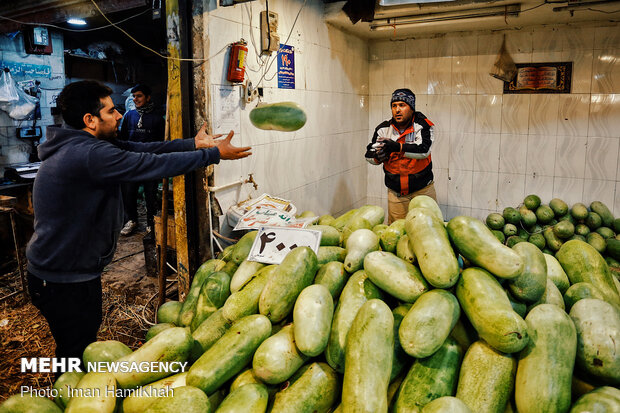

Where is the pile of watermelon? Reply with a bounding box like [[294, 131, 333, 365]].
[[485, 195, 620, 272], [2, 197, 619, 413]]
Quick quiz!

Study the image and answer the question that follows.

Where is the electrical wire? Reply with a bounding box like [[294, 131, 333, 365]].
[[520, 2, 547, 13], [90, 0, 190, 61], [0, 8, 151, 32], [89, 0, 228, 63], [261, 0, 307, 83], [585, 7, 620, 13], [242, 2, 269, 71]]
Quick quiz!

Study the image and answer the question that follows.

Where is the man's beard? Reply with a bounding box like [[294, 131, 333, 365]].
[[394, 115, 412, 128], [100, 128, 118, 141]]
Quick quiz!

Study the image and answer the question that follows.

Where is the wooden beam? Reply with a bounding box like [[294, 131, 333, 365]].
[[165, 0, 191, 300]]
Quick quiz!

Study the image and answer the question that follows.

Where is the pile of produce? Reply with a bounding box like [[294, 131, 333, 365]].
[[2, 198, 620, 413], [485, 195, 620, 272]]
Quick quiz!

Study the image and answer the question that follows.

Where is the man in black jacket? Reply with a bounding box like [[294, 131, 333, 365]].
[[365, 88, 436, 223], [26, 80, 250, 363], [118, 84, 165, 235]]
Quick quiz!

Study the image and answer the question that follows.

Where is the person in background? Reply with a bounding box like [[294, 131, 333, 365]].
[[25, 80, 250, 369], [365, 88, 436, 224], [118, 84, 164, 235]]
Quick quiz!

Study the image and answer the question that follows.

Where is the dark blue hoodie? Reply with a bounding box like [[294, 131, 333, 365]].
[[26, 126, 220, 283]]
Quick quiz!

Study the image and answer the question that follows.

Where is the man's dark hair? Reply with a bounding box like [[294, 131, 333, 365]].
[[131, 84, 152, 96], [57, 80, 113, 129]]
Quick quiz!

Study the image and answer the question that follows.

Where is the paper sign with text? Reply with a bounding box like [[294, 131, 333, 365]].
[[247, 226, 321, 264], [234, 206, 310, 231]]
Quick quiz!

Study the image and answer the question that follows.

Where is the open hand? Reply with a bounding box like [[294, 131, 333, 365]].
[[194, 123, 224, 149], [216, 130, 252, 160]]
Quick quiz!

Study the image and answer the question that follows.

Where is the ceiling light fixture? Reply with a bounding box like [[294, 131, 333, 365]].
[[370, 4, 521, 30], [67, 18, 87, 26]]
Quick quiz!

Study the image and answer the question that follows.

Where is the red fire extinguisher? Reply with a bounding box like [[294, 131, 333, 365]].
[[227, 39, 248, 83]]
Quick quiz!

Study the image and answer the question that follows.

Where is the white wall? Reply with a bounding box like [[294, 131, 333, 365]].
[[202, 0, 369, 218], [368, 23, 620, 220]]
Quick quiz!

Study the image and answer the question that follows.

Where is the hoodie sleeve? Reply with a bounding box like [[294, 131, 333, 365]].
[[86, 139, 220, 183], [113, 138, 195, 154]]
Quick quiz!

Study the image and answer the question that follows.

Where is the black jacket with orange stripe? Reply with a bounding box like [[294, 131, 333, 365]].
[[365, 112, 434, 196]]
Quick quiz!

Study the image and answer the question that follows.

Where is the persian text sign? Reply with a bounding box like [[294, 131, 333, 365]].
[[234, 206, 311, 231], [277, 44, 295, 89], [247, 226, 321, 264]]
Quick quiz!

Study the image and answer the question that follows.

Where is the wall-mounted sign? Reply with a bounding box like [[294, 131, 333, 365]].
[[212, 85, 240, 133], [247, 226, 321, 264], [0, 61, 51, 78], [277, 44, 295, 89], [503, 62, 572, 94]]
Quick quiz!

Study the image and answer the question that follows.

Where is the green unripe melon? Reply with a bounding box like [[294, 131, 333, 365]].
[[528, 233, 546, 250], [503, 223, 518, 237], [502, 207, 521, 226], [486, 213, 505, 230], [571, 203, 589, 220], [491, 230, 506, 244], [518, 227, 530, 240], [553, 220, 575, 239], [506, 235, 525, 248], [549, 198, 568, 217], [535, 205, 555, 224], [519, 207, 537, 228], [596, 226, 615, 239], [585, 211, 602, 230], [524, 194, 541, 210], [586, 232, 606, 254], [558, 214, 575, 224], [575, 224, 590, 236]]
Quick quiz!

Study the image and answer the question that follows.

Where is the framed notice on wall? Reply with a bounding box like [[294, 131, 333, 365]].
[[503, 62, 572, 94]]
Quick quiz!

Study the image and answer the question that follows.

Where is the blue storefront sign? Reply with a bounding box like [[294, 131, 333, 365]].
[[277, 44, 295, 89], [0, 61, 51, 78]]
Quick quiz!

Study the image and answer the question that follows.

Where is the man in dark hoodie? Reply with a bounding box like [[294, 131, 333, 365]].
[[118, 84, 165, 236], [26, 80, 250, 363], [365, 88, 436, 224]]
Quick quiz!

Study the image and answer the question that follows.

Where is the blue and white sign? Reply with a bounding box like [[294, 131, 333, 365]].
[[0, 61, 51, 78], [277, 44, 295, 89]]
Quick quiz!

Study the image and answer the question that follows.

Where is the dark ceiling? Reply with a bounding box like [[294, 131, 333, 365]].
[[0, 0, 167, 59]]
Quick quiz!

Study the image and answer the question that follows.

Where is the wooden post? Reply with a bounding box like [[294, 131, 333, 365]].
[[166, 0, 191, 299]]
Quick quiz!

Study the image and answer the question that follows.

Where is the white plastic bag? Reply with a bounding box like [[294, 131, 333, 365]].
[[0, 69, 38, 120], [0, 69, 19, 106], [8, 90, 38, 120]]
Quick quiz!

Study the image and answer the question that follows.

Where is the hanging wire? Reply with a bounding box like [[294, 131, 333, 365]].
[[0, 8, 151, 32], [261, 0, 307, 83], [89, 0, 204, 62]]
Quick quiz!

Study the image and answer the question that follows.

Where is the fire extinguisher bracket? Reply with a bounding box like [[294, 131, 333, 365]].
[[227, 39, 248, 84]]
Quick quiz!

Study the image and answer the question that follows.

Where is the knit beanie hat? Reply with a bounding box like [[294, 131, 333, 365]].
[[391, 88, 415, 111]]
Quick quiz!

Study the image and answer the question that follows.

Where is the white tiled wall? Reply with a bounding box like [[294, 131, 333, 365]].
[[203, 0, 369, 218], [368, 23, 620, 220]]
